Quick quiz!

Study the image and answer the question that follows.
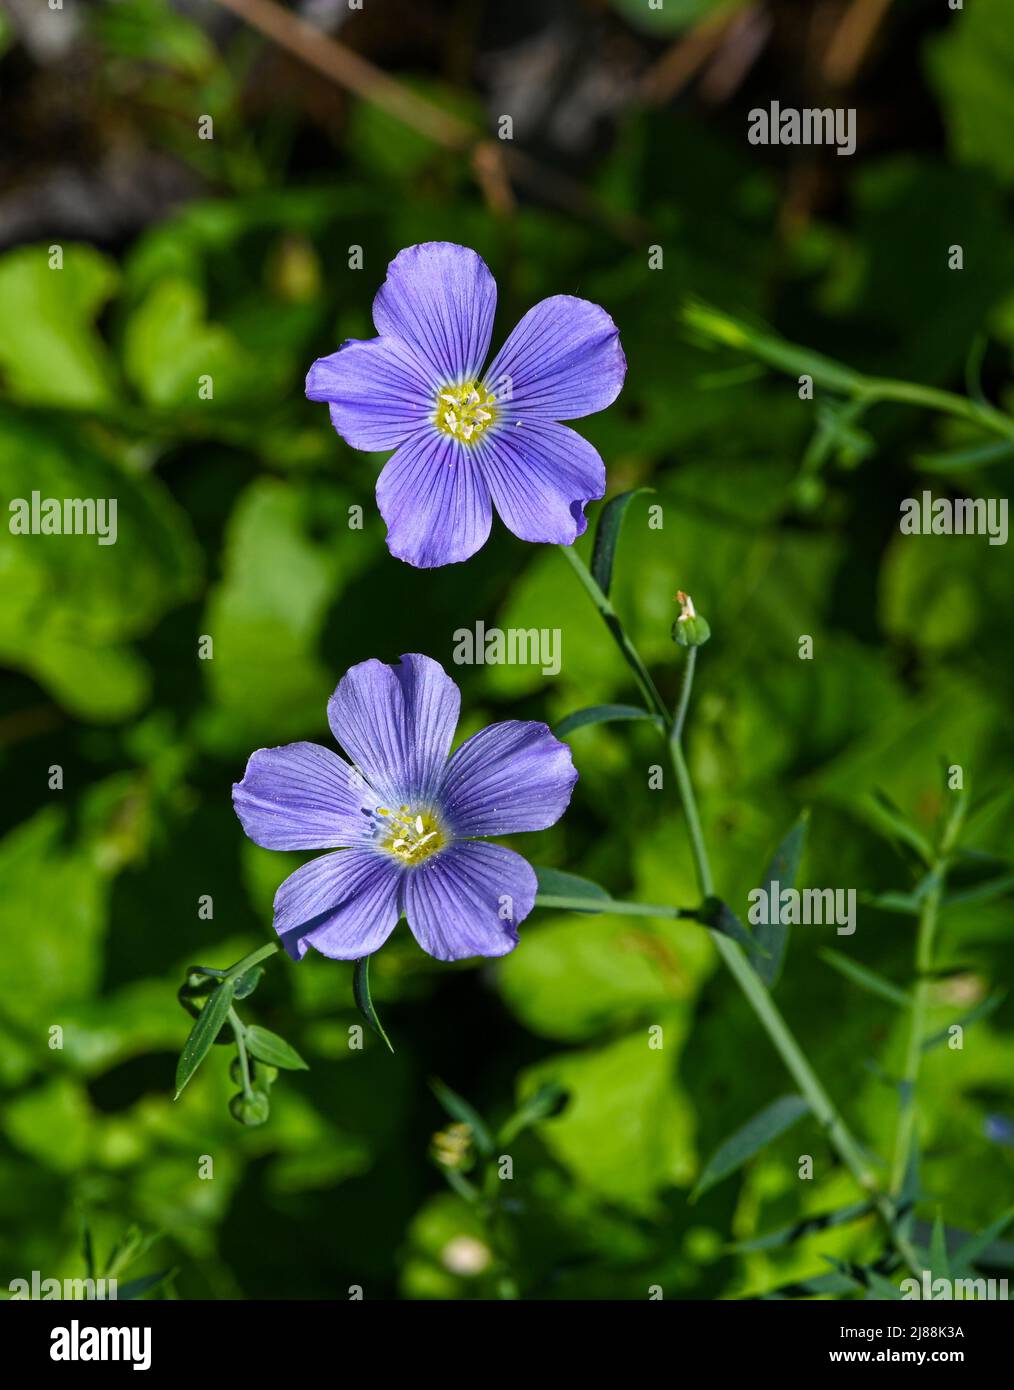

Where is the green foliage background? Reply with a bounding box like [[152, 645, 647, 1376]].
[[0, 0, 1012, 1299]]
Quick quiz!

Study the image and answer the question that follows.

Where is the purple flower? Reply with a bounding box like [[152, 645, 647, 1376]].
[[306, 242, 626, 568], [232, 654, 577, 962]]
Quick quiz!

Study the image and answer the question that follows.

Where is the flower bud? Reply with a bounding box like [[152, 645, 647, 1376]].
[[672, 591, 711, 648]]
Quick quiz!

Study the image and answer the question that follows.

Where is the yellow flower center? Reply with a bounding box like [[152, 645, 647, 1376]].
[[433, 381, 497, 444], [375, 805, 446, 865]]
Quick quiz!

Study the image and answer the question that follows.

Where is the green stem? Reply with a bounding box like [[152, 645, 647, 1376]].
[[857, 378, 1014, 443], [889, 802, 966, 1195], [671, 647, 697, 747], [229, 1007, 255, 1102], [558, 544, 669, 722], [534, 894, 693, 918], [562, 543, 924, 1277], [225, 941, 281, 981]]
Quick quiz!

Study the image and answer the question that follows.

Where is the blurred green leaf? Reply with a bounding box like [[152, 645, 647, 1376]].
[[819, 949, 911, 1010], [749, 811, 808, 988], [691, 1095, 810, 1201], [0, 244, 120, 409]]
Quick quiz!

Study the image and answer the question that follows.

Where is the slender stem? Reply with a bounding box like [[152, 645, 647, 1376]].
[[671, 647, 697, 747], [534, 894, 693, 918], [225, 941, 281, 981], [889, 802, 965, 1195], [857, 379, 1014, 443], [229, 1007, 255, 1102], [558, 545, 669, 722], [562, 542, 924, 1276]]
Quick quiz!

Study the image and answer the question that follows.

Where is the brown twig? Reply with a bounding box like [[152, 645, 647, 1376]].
[[211, 0, 648, 244], [639, 2, 750, 106], [214, 0, 473, 149], [822, 0, 894, 86]]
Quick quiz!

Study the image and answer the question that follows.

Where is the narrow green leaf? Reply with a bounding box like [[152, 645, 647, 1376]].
[[949, 1208, 1014, 1275], [865, 1271, 905, 1301], [590, 488, 653, 597], [118, 1268, 178, 1301], [533, 865, 610, 907], [731, 1199, 875, 1253], [244, 1025, 308, 1071], [749, 810, 808, 988], [922, 989, 1006, 1050], [499, 1081, 568, 1145], [174, 977, 236, 1100], [929, 1209, 950, 1282], [865, 790, 934, 865], [554, 703, 660, 737], [916, 439, 1014, 474], [692, 1095, 809, 1200], [944, 872, 1014, 909], [81, 1218, 95, 1282], [820, 949, 912, 1009], [352, 954, 394, 1054], [430, 1077, 494, 1155]]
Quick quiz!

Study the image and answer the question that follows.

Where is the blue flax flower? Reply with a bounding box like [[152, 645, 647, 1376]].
[[306, 241, 626, 568], [232, 654, 576, 961]]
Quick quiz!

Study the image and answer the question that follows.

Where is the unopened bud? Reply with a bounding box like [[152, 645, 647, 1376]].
[[672, 591, 710, 648]]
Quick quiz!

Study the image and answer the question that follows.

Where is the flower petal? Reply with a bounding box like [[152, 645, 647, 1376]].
[[483, 295, 625, 420], [439, 720, 577, 836], [273, 848, 402, 960], [376, 427, 492, 568], [476, 418, 605, 544], [232, 742, 374, 850], [403, 841, 535, 961], [305, 336, 437, 451], [327, 653, 461, 805], [372, 242, 497, 386]]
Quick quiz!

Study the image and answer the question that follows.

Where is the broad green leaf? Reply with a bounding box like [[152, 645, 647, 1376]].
[[554, 703, 659, 737], [692, 1095, 809, 1201], [819, 949, 912, 1010], [0, 411, 201, 720], [123, 277, 265, 411], [174, 980, 236, 1100], [430, 1078, 493, 1155], [201, 478, 367, 749], [926, 0, 1014, 187], [0, 244, 120, 408], [353, 956, 394, 1054], [590, 488, 653, 597], [518, 1028, 697, 1211], [749, 810, 809, 987], [244, 1025, 309, 1071]]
